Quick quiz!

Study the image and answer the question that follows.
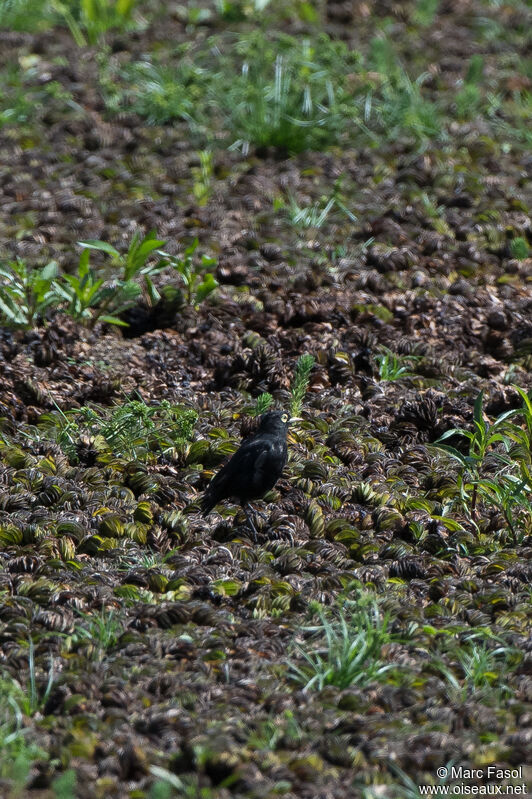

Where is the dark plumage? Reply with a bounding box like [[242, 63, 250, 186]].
[[202, 410, 291, 538]]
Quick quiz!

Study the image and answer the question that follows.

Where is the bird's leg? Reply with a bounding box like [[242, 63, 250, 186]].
[[242, 503, 258, 542]]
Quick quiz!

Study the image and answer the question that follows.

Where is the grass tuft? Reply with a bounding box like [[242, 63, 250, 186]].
[[288, 601, 395, 692]]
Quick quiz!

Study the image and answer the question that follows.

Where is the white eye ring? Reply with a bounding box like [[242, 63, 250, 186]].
[[281, 413, 289, 423]]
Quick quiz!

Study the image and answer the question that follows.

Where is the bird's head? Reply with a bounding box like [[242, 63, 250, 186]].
[[258, 410, 293, 435]]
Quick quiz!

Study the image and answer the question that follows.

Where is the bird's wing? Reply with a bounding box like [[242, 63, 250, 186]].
[[202, 437, 274, 513]]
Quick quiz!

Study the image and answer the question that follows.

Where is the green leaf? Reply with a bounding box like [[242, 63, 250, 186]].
[[431, 515, 465, 532], [79, 239, 120, 258], [434, 427, 470, 442], [99, 315, 130, 327], [431, 442, 469, 466], [40, 261, 59, 281], [465, 54, 484, 85], [144, 274, 161, 305], [194, 272, 218, 304], [135, 238, 166, 260], [125, 231, 166, 279], [184, 238, 199, 257], [0, 294, 26, 324], [78, 248, 91, 275], [50, 281, 73, 302], [473, 390, 484, 426], [211, 578, 241, 596], [492, 408, 518, 427], [512, 385, 532, 421]]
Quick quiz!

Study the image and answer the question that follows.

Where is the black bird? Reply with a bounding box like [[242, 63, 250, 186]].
[[202, 410, 291, 538]]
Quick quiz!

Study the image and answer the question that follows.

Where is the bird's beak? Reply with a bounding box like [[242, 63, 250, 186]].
[[289, 416, 303, 424]]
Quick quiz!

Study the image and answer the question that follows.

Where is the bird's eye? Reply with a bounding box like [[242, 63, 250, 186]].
[[281, 413, 289, 423]]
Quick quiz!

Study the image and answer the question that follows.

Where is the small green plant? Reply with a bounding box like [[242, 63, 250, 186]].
[[247, 710, 302, 751], [360, 762, 452, 799], [216, 32, 358, 154], [52, 248, 141, 327], [0, 259, 60, 328], [431, 387, 532, 542], [191, 149, 214, 207], [376, 349, 418, 381], [281, 182, 357, 230], [0, 62, 45, 126], [487, 86, 532, 153], [39, 399, 198, 463], [510, 236, 529, 260], [57, 0, 139, 46], [0, 0, 52, 31], [433, 390, 518, 520], [511, 385, 532, 451], [0, 639, 56, 718], [0, 640, 54, 792], [457, 643, 519, 692], [253, 392, 274, 416], [117, 56, 206, 126], [79, 229, 165, 282], [149, 778, 174, 799], [414, 191, 451, 235], [0, 233, 170, 331], [64, 608, 123, 660], [476, 464, 532, 544], [0, 0, 139, 42], [288, 602, 394, 691], [216, 0, 272, 21], [0, 689, 46, 790], [78, 229, 166, 305], [433, 642, 520, 703], [148, 768, 208, 797], [99, 400, 197, 459], [158, 239, 218, 308], [412, 0, 439, 26], [290, 354, 314, 416], [455, 55, 484, 120], [51, 769, 77, 799], [367, 37, 441, 145]]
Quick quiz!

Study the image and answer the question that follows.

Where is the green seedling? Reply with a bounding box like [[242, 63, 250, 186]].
[[79, 229, 166, 305], [366, 36, 441, 146], [253, 392, 274, 416], [0, 259, 60, 328], [220, 33, 358, 154], [40, 399, 197, 463], [158, 239, 218, 307], [52, 248, 141, 327], [63, 608, 123, 661], [79, 229, 165, 281], [432, 642, 520, 704], [455, 55, 484, 120], [51, 769, 77, 799], [433, 391, 514, 516], [432, 388, 532, 540], [290, 354, 315, 416], [191, 149, 214, 207], [55, 0, 138, 46], [376, 349, 419, 381], [282, 179, 357, 230], [412, 0, 439, 27], [288, 602, 395, 691], [510, 237, 529, 260]]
